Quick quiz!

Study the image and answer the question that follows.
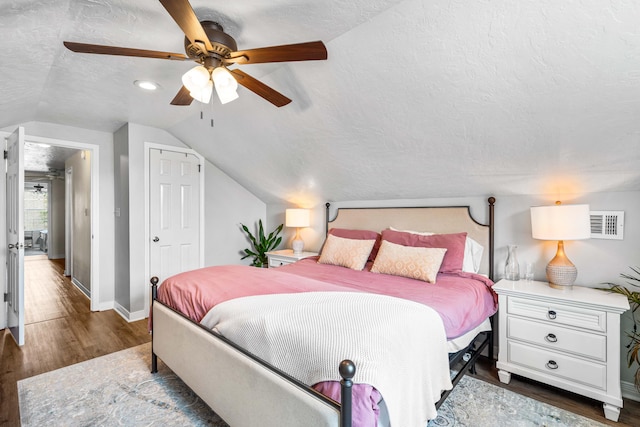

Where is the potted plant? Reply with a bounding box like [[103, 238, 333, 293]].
[[600, 267, 640, 390], [240, 219, 284, 267]]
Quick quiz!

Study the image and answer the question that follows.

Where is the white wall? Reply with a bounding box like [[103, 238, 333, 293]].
[[113, 124, 131, 311], [66, 150, 92, 293], [49, 178, 65, 259], [203, 159, 266, 266], [268, 190, 640, 393]]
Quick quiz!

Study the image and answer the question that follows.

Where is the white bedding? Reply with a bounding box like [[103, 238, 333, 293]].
[[200, 291, 453, 427]]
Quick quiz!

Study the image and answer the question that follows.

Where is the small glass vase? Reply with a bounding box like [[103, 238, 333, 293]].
[[505, 244, 520, 281]]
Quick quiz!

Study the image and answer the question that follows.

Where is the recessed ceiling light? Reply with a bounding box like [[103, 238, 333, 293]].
[[134, 80, 160, 91]]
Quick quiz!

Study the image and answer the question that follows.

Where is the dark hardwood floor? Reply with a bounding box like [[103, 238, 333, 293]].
[[1, 255, 639, 426], [0, 256, 151, 426]]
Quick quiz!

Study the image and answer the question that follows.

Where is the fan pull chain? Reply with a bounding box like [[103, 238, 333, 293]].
[[209, 97, 214, 128], [198, 109, 214, 128]]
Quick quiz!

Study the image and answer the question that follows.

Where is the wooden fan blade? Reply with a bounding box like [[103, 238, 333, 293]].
[[159, 0, 213, 51], [170, 86, 194, 106], [224, 41, 327, 65], [63, 41, 188, 60], [230, 69, 291, 107]]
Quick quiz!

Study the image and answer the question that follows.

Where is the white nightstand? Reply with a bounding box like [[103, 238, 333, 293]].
[[494, 279, 629, 422], [266, 249, 319, 268]]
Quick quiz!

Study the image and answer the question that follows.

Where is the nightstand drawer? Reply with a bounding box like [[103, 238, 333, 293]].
[[508, 341, 606, 389], [268, 257, 291, 268], [508, 296, 606, 332], [507, 317, 606, 361]]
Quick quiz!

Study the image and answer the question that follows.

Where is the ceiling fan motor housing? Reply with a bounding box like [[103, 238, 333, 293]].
[[184, 21, 237, 60]]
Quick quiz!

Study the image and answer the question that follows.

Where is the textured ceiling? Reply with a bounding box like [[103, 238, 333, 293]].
[[2, 0, 639, 204]]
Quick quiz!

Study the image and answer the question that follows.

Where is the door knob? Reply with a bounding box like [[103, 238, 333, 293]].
[[8, 243, 15, 249], [153, 236, 160, 242]]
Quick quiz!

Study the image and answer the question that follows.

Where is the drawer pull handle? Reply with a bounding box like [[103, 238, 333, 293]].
[[547, 310, 557, 320], [546, 360, 558, 370], [545, 333, 558, 343]]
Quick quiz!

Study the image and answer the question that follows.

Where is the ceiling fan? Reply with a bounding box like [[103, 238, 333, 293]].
[[63, 0, 328, 107]]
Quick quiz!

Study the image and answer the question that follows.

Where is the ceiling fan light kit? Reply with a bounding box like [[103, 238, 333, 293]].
[[63, 0, 328, 108]]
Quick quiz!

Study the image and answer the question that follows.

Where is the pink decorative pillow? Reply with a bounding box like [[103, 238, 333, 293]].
[[318, 234, 376, 270], [371, 240, 447, 283], [380, 229, 467, 273], [328, 228, 381, 262]]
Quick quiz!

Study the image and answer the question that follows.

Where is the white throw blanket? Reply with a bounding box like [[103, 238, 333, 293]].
[[200, 292, 453, 427]]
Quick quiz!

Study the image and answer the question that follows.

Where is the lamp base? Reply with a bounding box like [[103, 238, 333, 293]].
[[546, 240, 577, 289], [546, 264, 577, 289], [292, 238, 304, 255]]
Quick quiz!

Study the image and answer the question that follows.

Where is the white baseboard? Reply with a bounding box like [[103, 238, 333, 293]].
[[71, 277, 90, 298], [98, 300, 114, 311], [622, 380, 640, 402], [114, 302, 148, 323], [129, 308, 148, 322]]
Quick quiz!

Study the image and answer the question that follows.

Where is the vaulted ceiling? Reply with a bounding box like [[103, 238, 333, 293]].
[[2, 0, 639, 204]]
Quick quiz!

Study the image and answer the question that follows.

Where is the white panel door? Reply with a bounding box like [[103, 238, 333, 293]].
[[6, 127, 25, 345], [149, 149, 201, 286]]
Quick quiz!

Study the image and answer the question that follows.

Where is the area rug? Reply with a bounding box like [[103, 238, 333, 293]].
[[18, 343, 605, 427]]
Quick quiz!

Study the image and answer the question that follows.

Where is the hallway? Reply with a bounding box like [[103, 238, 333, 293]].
[[0, 256, 150, 425]]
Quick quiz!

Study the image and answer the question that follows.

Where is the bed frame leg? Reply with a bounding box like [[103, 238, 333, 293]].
[[339, 359, 355, 427], [150, 276, 159, 374]]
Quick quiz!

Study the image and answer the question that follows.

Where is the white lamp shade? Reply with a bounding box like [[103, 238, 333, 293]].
[[285, 209, 310, 228], [530, 204, 591, 241], [189, 80, 213, 103], [212, 67, 239, 104], [182, 65, 210, 92]]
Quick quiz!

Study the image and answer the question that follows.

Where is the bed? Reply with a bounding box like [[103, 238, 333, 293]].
[[150, 197, 497, 427]]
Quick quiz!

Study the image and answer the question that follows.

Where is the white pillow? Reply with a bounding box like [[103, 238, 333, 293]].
[[388, 227, 484, 273]]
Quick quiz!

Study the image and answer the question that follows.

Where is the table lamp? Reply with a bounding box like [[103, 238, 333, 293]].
[[285, 208, 310, 254], [530, 202, 591, 289]]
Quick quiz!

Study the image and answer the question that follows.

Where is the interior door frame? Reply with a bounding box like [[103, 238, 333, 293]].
[[20, 134, 100, 311], [0, 135, 6, 330], [65, 166, 73, 277], [144, 142, 205, 312]]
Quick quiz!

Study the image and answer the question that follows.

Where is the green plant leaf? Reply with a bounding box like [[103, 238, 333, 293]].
[[601, 266, 640, 390], [239, 220, 284, 267]]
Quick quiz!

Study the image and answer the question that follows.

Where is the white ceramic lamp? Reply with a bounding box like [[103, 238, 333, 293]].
[[530, 202, 591, 289], [285, 208, 310, 254]]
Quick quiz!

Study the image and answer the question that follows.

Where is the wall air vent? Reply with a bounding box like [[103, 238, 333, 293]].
[[590, 211, 624, 240]]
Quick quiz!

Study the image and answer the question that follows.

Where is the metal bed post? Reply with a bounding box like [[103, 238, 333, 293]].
[[339, 360, 355, 427], [325, 202, 331, 237], [150, 276, 159, 374], [487, 196, 496, 361]]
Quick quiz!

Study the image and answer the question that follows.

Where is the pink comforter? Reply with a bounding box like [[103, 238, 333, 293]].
[[157, 257, 497, 339]]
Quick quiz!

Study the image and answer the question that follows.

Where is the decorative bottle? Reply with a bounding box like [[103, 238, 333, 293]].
[[504, 244, 520, 281]]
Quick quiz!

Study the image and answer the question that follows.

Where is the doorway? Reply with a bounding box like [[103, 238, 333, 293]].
[[21, 135, 100, 313]]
